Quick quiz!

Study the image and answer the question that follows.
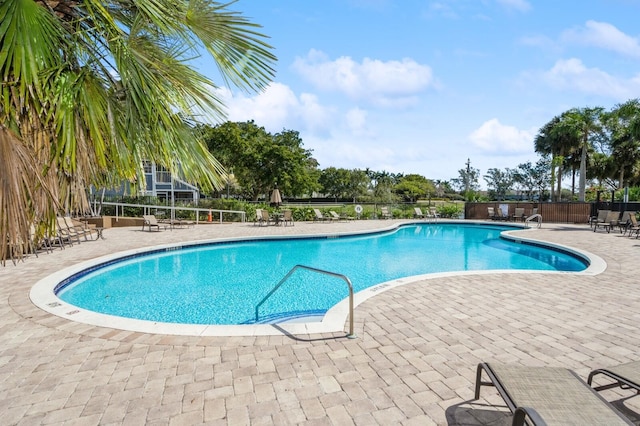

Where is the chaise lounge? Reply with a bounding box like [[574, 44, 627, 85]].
[[588, 360, 640, 393], [474, 362, 633, 425], [142, 215, 166, 231], [380, 206, 392, 219], [593, 210, 620, 233], [590, 209, 611, 230], [313, 208, 335, 222]]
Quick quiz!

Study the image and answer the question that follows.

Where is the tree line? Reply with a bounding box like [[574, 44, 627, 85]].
[[534, 100, 640, 201], [202, 121, 459, 204], [202, 121, 545, 203], [204, 98, 640, 205], [452, 100, 640, 202]]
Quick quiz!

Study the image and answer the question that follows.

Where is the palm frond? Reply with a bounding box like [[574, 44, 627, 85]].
[[1, 0, 275, 262]]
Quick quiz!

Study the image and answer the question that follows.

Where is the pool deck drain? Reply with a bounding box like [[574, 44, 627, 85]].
[[1, 219, 640, 425]]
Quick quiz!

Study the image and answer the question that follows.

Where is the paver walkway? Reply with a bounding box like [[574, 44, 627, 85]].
[[1, 220, 639, 425]]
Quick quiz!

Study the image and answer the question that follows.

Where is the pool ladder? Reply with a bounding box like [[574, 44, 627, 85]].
[[525, 214, 542, 228], [255, 264, 357, 339]]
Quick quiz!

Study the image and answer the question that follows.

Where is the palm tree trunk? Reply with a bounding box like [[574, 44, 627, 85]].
[[556, 164, 562, 201], [578, 139, 587, 202]]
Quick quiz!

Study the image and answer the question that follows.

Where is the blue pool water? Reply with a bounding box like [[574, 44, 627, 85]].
[[57, 224, 587, 325]]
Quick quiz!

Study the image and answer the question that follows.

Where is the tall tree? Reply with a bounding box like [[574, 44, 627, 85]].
[[483, 168, 513, 201], [603, 99, 640, 189], [319, 168, 368, 201], [563, 107, 604, 201], [531, 158, 551, 201], [1, 0, 276, 262], [534, 114, 580, 201], [394, 174, 435, 202], [451, 158, 480, 201], [365, 169, 400, 203], [513, 162, 534, 200], [203, 121, 320, 200]]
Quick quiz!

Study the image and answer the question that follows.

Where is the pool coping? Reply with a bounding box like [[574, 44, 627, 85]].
[[29, 220, 606, 337]]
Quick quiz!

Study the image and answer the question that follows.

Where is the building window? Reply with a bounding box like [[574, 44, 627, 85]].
[[156, 165, 171, 183]]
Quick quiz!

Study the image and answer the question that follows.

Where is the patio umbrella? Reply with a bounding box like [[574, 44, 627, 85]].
[[270, 188, 282, 206]]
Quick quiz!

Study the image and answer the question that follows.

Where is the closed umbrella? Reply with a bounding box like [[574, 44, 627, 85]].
[[270, 188, 282, 206]]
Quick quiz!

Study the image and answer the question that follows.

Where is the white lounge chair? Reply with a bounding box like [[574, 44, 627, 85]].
[[380, 206, 392, 219], [142, 215, 165, 231], [313, 208, 330, 222]]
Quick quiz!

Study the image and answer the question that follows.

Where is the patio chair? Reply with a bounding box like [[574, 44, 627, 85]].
[[337, 210, 355, 221], [588, 360, 640, 394], [627, 215, 640, 238], [593, 211, 620, 233], [313, 208, 330, 222], [590, 209, 610, 229], [617, 211, 635, 234], [487, 206, 496, 220], [161, 217, 196, 229], [261, 209, 274, 226], [413, 207, 425, 219], [178, 218, 196, 228], [380, 206, 392, 219], [142, 215, 165, 231], [282, 209, 295, 226], [428, 207, 440, 221], [49, 222, 70, 248], [493, 207, 507, 221], [475, 362, 634, 425], [56, 217, 83, 244], [327, 211, 342, 222], [30, 223, 52, 254], [254, 209, 264, 226], [513, 207, 525, 222], [64, 217, 97, 240]]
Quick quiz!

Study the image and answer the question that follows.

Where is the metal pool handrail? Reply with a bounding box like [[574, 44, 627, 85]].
[[525, 214, 543, 228], [255, 265, 356, 338]]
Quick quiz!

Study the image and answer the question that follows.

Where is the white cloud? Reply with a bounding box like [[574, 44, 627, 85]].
[[304, 130, 387, 168], [518, 34, 558, 51], [496, 0, 531, 12], [426, 2, 459, 19], [215, 83, 334, 134], [540, 58, 640, 100], [561, 20, 640, 58], [345, 108, 370, 136], [469, 119, 535, 154], [292, 49, 435, 107]]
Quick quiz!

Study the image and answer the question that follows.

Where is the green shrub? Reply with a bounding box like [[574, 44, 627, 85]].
[[437, 204, 463, 218]]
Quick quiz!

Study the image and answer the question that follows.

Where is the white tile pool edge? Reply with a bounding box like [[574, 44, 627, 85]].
[[29, 222, 606, 337]]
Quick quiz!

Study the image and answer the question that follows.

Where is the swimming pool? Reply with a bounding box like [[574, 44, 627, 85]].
[[46, 223, 590, 331]]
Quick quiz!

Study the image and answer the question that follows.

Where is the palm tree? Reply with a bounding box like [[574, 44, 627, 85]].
[[534, 115, 579, 201], [563, 107, 604, 201], [604, 99, 640, 189], [1, 0, 275, 263]]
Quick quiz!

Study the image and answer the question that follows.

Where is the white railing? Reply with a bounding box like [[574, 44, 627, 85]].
[[99, 201, 246, 223]]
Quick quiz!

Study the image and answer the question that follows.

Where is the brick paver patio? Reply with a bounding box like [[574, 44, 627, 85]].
[[1, 219, 639, 425]]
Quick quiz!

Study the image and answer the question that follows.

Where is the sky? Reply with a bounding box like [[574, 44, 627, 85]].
[[197, 0, 640, 185]]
